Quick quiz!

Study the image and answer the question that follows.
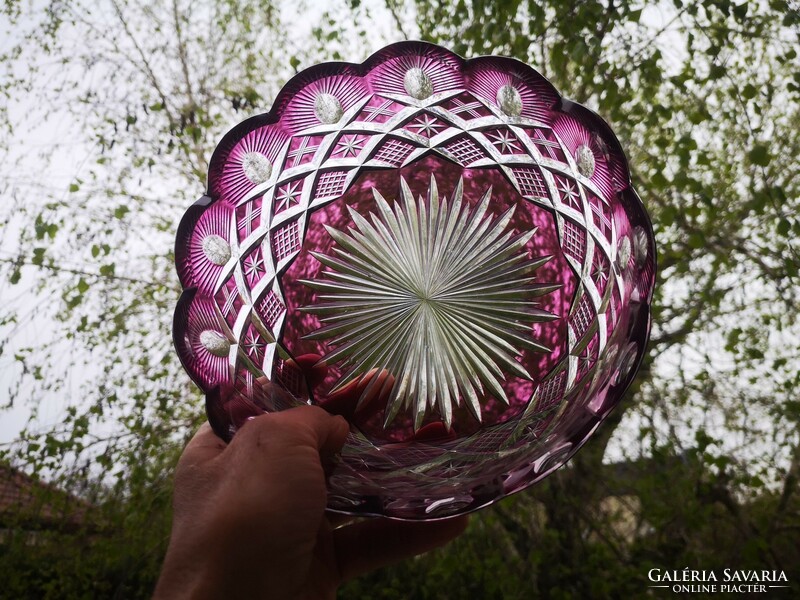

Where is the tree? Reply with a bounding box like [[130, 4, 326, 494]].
[[1, 0, 799, 597], [341, 0, 800, 596], [0, 0, 378, 595]]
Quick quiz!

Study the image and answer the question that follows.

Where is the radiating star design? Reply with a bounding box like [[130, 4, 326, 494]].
[[488, 130, 521, 154], [557, 178, 581, 209], [334, 134, 364, 157], [579, 346, 594, 372], [410, 114, 443, 137], [300, 175, 559, 430], [593, 258, 608, 284], [244, 250, 265, 280], [275, 181, 302, 212], [243, 329, 265, 360], [441, 461, 463, 476]]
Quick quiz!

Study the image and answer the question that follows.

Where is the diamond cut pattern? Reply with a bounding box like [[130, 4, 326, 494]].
[[241, 324, 267, 364], [236, 197, 262, 241], [536, 371, 567, 412], [258, 290, 284, 328], [333, 134, 368, 157], [555, 174, 582, 210], [204, 92, 623, 434], [563, 220, 587, 260], [374, 138, 415, 165], [588, 191, 612, 239], [356, 97, 401, 123], [570, 294, 595, 339], [194, 83, 624, 430], [242, 246, 267, 289], [407, 113, 445, 137], [287, 135, 322, 167], [529, 127, 567, 162], [215, 278, 242, 327], [486, 129, 523, 154], [274, 179, 304, 214], [514, 167, 549, 198], [445, 136, 485, 165], [271, 220, 300, 262], [315, 170, 349, 199], [444, 93, 491, 119]]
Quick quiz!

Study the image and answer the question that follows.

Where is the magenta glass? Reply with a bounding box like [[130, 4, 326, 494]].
[[173, 42, 656, 519]]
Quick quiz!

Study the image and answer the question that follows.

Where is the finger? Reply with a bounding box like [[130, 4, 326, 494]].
[[333, 516, 469, 582], [178, 422, 228, 468], [326, 511, 357, 529], [235, 405, 350, 458], [321, 368, 394, 422], [293, 353, 328, 387], [272, 406, 350, 456]]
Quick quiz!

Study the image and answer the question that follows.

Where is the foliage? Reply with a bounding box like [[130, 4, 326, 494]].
[[1, 0, 800, 596], [0, 450, 176, 599]]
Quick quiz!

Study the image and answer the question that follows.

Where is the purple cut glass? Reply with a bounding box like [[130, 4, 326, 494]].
[[173, 42, 656, 519]]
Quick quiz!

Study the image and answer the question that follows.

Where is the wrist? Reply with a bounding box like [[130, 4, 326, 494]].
[[153, 539, 222, 600]]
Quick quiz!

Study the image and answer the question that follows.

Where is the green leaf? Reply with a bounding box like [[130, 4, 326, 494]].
[[32, 247, 46, 266], [34, 215, 46, 240], [688, 232, 705, 248], [114, 206, 130, 219], [725, 327, 743, 352], [66, 293, 82, 309], [650, 171, 668, 188], [708, 64, 725, 80], [688, 109, 708, 125], [748, 144, 771, 166]]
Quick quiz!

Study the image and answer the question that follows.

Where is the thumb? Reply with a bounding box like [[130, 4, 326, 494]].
[[233, 405, 350, 459]]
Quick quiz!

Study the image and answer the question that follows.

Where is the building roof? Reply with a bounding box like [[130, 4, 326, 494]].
[[0, 463, 92, 532]]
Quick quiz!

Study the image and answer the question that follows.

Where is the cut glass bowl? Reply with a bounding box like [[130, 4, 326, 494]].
[[173, 41, 656, 519]]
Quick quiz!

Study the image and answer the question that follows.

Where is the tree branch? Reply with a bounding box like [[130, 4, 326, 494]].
[[0, 256, 170, 290]]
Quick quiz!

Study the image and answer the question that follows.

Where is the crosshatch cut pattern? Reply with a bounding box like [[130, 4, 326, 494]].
[[173, 41, 656, 519]]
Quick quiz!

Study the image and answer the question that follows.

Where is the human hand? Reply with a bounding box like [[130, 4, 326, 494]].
[[153, 401, 468, 600]]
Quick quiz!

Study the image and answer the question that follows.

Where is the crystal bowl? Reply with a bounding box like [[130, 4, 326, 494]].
[[173, 41, 656, 519]]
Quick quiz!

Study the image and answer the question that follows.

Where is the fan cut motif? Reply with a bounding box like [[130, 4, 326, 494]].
[[301, 176, 558, 430]]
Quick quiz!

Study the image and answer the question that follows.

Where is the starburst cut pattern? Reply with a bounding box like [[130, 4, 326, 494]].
[[409, 114, 444, 137], [334, 134, 365, 157], [488, 130, 521, 154], [299, 175, 559, 430]]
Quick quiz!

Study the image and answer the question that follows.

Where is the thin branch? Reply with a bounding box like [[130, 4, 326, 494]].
[[384, 0, 409, 40], [0, 256, 170, 289], [108, 0, 178, 127]]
